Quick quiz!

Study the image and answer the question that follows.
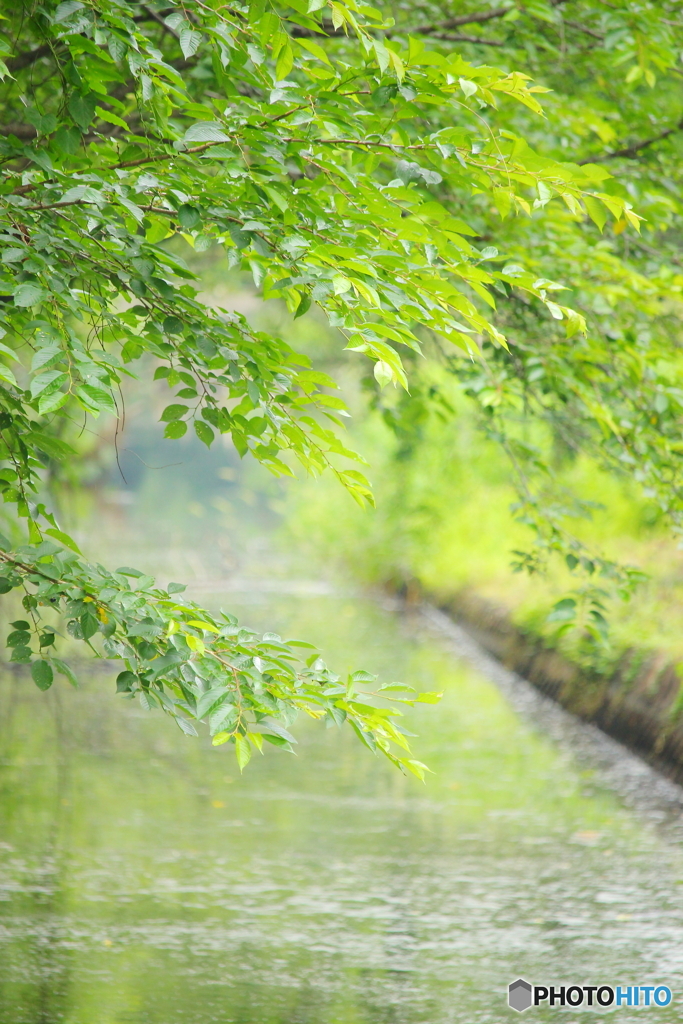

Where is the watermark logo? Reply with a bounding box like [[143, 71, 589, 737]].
[[508, 979, 672, 1011]]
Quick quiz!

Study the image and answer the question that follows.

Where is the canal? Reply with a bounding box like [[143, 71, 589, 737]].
[[1, 530, 683, 1022]]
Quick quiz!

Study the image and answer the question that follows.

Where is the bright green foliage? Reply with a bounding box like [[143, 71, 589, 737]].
[[356, 0, 683, 635], [0, 0, 681, 761]]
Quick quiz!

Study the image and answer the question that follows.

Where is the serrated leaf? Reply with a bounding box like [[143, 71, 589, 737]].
[[176, 716, 198, 736], [196, 686, 230, 719], [184, 121, 230, 143], [261, 718, 297, 744], [235, 733, 252, 771], [38, 389, 69, 415], [60, 185, 102, 205], [77, 384, 116, 414], [374, 360, 393, 387], [30, 370, 67, 399], [53, 1, 84, 21], [275, 41, 294, 81], [180, 27, 203, 59], [14, 283, 46, 307]]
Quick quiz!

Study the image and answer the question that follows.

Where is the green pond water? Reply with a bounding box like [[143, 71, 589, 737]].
[[1, 572, 683, 1024]]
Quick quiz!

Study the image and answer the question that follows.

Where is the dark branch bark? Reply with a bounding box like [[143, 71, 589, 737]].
[[6, 43, 54, 74], [141, 5, 180, 40], [289, 21, 343, 38], [0, 122, 37, 140], [412, 7, 510, 32], [291, 7, 511, 39], [424, 32, 504, 45], [578, 120, 683, 163], [563, 19, 604, 39]]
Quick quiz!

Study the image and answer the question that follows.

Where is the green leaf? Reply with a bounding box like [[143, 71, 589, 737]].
[[262, 734, 294, 751], [38, 389, 69, 415], [374, 361, 393, 388], [45, 528, 82, 553], [400, 759, 432, 781], [163, 316, 184, 335], [14, 283, 46, 307], [116, 671, 136, 692], [31, 660, 54, 691], [178, 204, 201, 230], [235, 733, 252, 771], [584, 195, 607, 232], [53, 126, 80, 154], [180, 28, 203, 60], [7, 630, 31, 647], [53, 658, 79, 688], [10, 646, 32, 664], [275, 42, 294, 81], [161, 404, 188, 422], [184, 122, 230, 144], [176, 716, 199, 737], [53, 1, 84, 22], [212, 730, 233, 746], [261, 719, 297, 743], [30, 370, 66, 399], [164, 420, 188, 439], [68, 92, 97, 129], [77, 384, 116, 414], [413, 691, 443, 704], [195, 420, 214, 447], [80, 610, 99, 640], [95, 106, 129, 131], [196, 686, 230, 719]]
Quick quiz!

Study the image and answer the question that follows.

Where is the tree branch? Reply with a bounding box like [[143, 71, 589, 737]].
[[578, 119, 683, 163], [0, 122, 37, 140], [290, 7, 511, 39], [6, 43, 54, 74], [563, 19, 604, 40], [424, 32, 504, 45], [412, 7, 511, 33]]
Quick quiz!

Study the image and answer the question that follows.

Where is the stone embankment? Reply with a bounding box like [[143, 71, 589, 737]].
[[419, 586, 683, 783]]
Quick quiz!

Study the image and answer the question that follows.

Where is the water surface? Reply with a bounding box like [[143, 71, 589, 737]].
[[1, 580, 683, 1023]]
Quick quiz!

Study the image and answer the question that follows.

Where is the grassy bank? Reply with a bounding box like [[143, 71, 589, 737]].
[[282, 361, 683, 679]]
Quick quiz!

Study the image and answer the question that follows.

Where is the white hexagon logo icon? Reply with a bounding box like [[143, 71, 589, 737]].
[[509, 978, 533, 1012]]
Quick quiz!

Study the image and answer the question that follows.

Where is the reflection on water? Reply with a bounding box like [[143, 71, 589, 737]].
[[1, 583, 683, 1023]]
